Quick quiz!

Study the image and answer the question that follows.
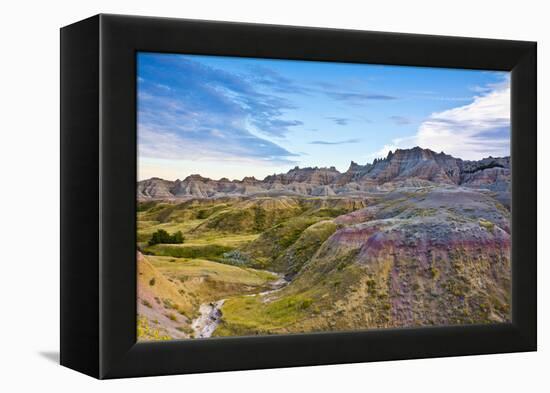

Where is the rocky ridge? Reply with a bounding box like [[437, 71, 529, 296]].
[[138, 147, 510, 200]]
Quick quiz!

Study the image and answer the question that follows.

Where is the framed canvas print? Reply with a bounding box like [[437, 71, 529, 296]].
[[60, 14, 537, 379]]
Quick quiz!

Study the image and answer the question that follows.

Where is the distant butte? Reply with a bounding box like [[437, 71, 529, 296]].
[[138, 147, 510, 200]]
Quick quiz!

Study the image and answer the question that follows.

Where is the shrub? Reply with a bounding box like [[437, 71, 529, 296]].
[[171, 230, 184, 243], [148, 229, 185, 246], [299, 298, 313, 309], [478, 219, 495, 232], [197, 209, 209, 219], [366, 279, 377, 295], [165, 313, 178, 321], [141, 299, 152, 308], [222, 250, 252, 266], [137, 316, 170, 341], [176, 325, 194, 335]]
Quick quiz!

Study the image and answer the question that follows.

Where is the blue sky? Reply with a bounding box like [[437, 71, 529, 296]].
[[137, 52, 510, 181]]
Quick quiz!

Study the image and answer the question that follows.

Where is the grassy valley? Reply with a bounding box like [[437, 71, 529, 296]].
[[137, 184, 511, 340]]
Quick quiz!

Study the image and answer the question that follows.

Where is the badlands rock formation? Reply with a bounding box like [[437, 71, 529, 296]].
[[138, 147, 510, 200]]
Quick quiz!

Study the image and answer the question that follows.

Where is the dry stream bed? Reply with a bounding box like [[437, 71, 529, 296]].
[[191, 272, 289, 338]]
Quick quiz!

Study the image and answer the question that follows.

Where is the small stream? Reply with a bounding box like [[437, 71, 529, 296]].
[[258, 276, 289, 298], [190, 273, 290, 338]]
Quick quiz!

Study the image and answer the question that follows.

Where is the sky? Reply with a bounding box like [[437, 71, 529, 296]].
[[137, 52, 510, 181]]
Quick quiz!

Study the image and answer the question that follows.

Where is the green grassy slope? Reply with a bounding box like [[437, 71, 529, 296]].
[[138, 190, 511, 340]]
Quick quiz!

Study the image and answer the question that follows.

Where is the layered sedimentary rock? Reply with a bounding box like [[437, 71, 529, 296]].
[[137, 147, 511, 200], [137, 147, 512, 338]]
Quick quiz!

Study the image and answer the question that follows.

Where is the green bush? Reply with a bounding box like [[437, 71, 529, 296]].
[[165, 313, 178, 321], [478, 219, 495, 232], [299, 298, 313, 309], [222, 250, 252, 266], [141, 299, 152, 308], [430, 266, 440, 279], [148, 229, 185, 246]]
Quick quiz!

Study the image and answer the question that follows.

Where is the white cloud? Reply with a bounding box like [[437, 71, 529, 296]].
[[370, 81, 510, 161], [138, 125, 297, 170]]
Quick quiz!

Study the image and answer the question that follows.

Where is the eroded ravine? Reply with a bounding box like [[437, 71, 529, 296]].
[[191, 272, 290, 338], [191, 299, 226, 338]]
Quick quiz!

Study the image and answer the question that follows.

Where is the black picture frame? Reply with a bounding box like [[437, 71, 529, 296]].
[[60, 14, 537, 379]]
